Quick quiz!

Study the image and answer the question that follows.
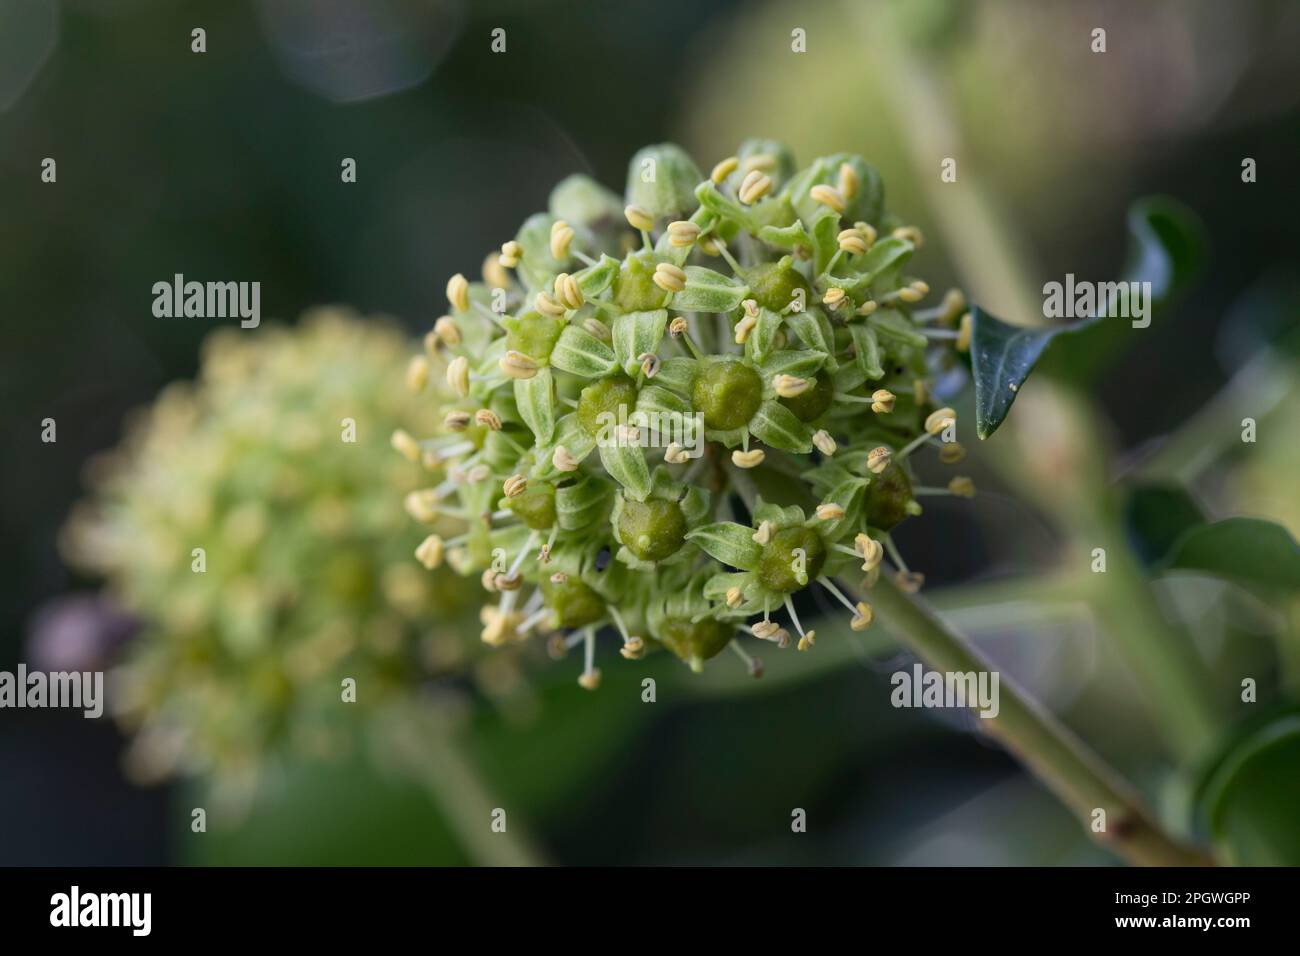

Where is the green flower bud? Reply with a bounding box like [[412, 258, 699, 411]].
[[655, 616, 735, 671], [866, 462, 914, 530], [692, 358, 763, 430], [745, 255, 811, 313], [617, 497, 687, 561], [577, 374, 639, 437], [758, 526, 827, 592], [625, 143, 703, 223], [549, 173, 624, 233], [542, 575, 606, 629]]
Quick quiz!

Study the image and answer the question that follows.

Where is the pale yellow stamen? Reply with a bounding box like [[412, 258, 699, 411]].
[[925, 407, 956, 435], [774, 374, 809, 398], [482, 252, 510, 289], [446, 356, 470, 396], [391, 429, 421, 462], [550, 220, 575, 260], [415, 534, 444, 570], [446, 273, 470, 312], [624, 204, 654, 232], [499, 350, 540, 380], [499, 240, 523, 268], [711, 156, 739, 184], [867, 445, 892, 474], [666, 220, 700, 247], [810, 184, 846, 214], [552, 445, 579, 472], [653, 262, 687, 293], [850, 601, 874, 631], [738, 169, 773, 205], [434, 315, 461, 346], [406, 355, 430, 392], [948, 476, 976, 498]]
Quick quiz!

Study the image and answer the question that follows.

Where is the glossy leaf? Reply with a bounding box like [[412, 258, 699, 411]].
[[970, 304, 1099, 440], [1197, 714, 1300, 865], [1122, 483, 1207, 568], [1159, 517, 1300, 592]]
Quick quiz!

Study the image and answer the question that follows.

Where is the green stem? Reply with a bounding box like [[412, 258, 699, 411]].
[[377, 703, 547, 866], [867, 14, 1222, 765], [861, 576, 1215, 866]]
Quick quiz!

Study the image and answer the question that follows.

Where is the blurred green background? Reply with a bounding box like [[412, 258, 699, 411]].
[[2, 0, 1299, 865]]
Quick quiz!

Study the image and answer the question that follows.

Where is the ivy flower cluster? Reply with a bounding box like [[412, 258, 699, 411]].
[[400, 141, 975, 688], [64, 309, 502, 808]]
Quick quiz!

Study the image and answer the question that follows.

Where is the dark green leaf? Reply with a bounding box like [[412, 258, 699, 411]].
[[1197, 714, 1300, 865], [1122, 483, 1207, 568], [1159, 517, 1300, 592], [970, 304, 1100, 440]]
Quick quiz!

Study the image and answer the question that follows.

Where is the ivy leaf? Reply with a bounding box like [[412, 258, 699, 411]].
[[1122, 483, 1207, 568], [1159, 517, 1300, 592], [1196, 713, 1300, 865], [970, 304, 1099, 440], [972, 198, 1208, 438], [686, 522, 763, 571]]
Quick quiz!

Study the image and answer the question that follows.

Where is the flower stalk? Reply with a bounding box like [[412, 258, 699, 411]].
[[862, 575, 1215, 867]]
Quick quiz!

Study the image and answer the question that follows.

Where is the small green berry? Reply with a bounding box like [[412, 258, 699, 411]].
[[744, 255, 811, 313], [617, 497, 687, 561], [542, 575, 606, 628], [866, 462, 914, 530], [613, 251, 669, 311], [508, 482, 557, 530], [656, 616, 734, 671], [758, 525, 827, 592], [692, 358, 762, 430], [577, 374, 639, 437]]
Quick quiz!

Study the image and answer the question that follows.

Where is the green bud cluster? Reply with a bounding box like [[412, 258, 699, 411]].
[[406, 142, 977, 686], [63, 309, 502, 803]]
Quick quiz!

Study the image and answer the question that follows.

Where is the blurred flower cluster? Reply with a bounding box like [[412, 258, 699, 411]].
[[401, 141, 976, 687], [63, 309, 505, 807]]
